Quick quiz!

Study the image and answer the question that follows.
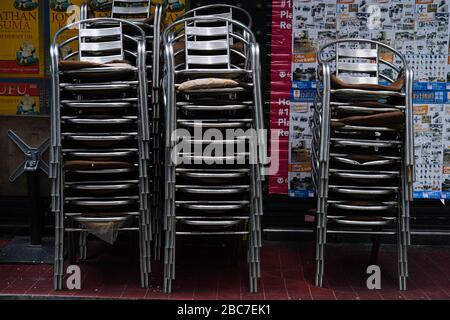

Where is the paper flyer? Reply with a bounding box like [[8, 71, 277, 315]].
[[288, 101, 314, 197], [413, 103, 444, 198]]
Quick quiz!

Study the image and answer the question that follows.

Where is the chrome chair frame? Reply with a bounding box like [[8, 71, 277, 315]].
[[162, 15, 265, 293], [78, 0, 167, 260], [313, 39, 414, 290], [178, 4, 252, 28], [50, 17, 151, 290]]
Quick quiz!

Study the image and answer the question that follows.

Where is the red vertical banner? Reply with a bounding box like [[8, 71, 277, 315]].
[[269, 0, 292, 194]]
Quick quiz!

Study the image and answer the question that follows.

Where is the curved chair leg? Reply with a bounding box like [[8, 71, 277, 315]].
[[315, 208, 325, 287], [369, 226, 382, 265], [79, 231, 87, 261], [397, 214, 407, 291]]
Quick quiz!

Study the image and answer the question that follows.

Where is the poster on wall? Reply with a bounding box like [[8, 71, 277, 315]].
[[0, 1, 44, 78], [288, 101, 314, 197], [163, 0, 186, 24], [269, 0, 450, 199], [268, 0, 293, 194], [47, 0, 86, 77], [413, 103, 444, 198], [0, 80, 43, 115]]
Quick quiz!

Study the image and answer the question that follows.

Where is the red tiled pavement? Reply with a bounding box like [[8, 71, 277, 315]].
[[0, 240, 449, 300]]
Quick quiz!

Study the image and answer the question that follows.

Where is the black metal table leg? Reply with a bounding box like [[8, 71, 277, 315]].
[[0, 130, 53, 264], [27, 172, 44, 246]]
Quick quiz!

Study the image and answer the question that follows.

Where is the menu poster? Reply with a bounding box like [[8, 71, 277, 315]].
[[0, 80, 42, 115], [0, 1, 44, 78]]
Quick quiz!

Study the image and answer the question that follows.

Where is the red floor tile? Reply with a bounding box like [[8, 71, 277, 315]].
[[146, 287, 169, 300], [1, 278, 38, 295], [351, 286, 383, 300], [309, 285, 336, 300], [241, 291, 265, 300], [193, 282, 219, 300], [262, 277, 288, 300], [284, 280, 312, 300], [121, 286, 148, 299], [0, 276, 18, 292], [333, 290, 359, 300], [97, 284, 127, 298], [1, 241, 450, 300], [25, 280, 54, 296]]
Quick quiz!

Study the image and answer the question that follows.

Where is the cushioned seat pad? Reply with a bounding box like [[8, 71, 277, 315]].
[[331, 74, 405, 92], [333, 111, 404, 126], [59, 60, 132, 71], [177, 78, 240, 91]]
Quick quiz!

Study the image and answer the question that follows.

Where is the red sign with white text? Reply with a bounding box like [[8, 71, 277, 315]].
[[269, 0, 292, 194]]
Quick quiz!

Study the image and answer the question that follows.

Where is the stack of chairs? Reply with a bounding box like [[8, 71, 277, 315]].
[[80, 0, 167, 260], [162, 5, 265, 293], [312, 39, 414, 290], [50, 18, 152, 289], [111, 0, 167, 258]]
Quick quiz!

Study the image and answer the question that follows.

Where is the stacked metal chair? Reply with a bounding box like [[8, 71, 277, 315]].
[[312, 39, 414, 290], [162, 5, 265, 293], [78, 0, 167, 259], [111, 2, 164, 257], [50, 18, 152, 289]]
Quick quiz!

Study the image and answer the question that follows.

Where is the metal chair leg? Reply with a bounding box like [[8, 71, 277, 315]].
[[369, 226, 382, 265]]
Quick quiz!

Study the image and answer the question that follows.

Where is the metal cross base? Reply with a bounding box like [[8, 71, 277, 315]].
[[8, 129, 49, 182]]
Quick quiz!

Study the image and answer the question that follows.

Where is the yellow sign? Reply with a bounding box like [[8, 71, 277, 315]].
[[0, 81, 41, 115], [164, 0, 186, 25], [49, 0, 84, 62], [0, 1, 44, 78]]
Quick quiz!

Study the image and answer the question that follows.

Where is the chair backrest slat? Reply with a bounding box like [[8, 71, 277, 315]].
[[186, 55, 230, 65], [79, 54, 124, 64], [79, 26, 122, 37], [112, 0, 151, 18], [186, 39, 229, 51], [185, 26, 229, 37], [79, 23, 124, 63], [338, 75, 379, 85], [335, 42, 379, 83], [338, 48, 377, 58], [80, 40, 123, 52], [183, 20, 232, 69], [318, 39, 408, 85], [165, 16, 256, 72], [338, 62, 378, 72]]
